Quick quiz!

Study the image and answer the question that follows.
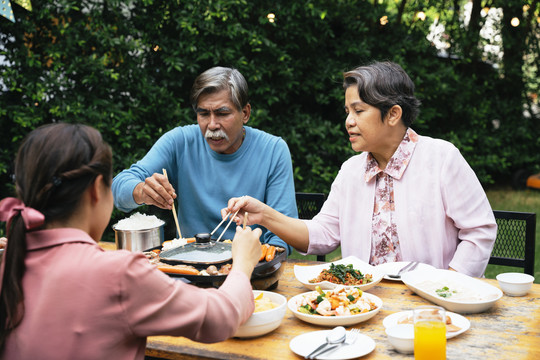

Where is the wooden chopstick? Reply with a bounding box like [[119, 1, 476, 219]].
[[211, 213, 230, 236], [162, 169, 182, 239], [216, 209, 239, 242]]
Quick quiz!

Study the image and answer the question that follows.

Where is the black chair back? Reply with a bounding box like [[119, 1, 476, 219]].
[[295, 192, 326, 261], [489, 210, 536, 276]]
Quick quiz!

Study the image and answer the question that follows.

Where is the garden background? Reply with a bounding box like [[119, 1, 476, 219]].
[[1, 0, 539, 281]]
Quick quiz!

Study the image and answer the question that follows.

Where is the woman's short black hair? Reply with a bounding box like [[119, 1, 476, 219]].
[[343, 61, 421, 127]]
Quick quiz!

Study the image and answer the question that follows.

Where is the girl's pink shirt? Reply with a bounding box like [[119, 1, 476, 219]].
[[305, 133, 497, 278], [2, 228, 254, 360]]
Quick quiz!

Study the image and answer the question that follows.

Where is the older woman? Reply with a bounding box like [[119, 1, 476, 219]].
[[224, 61, 497, 277]]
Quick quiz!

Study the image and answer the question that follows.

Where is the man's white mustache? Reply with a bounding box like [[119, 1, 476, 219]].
[[205, 129, 229, 141]]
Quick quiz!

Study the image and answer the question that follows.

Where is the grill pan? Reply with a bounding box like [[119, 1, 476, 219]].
[[154, 241, 287, 285]]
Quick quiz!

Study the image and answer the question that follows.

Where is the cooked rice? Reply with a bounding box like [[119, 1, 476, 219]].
[[114, 212, 164, 231]]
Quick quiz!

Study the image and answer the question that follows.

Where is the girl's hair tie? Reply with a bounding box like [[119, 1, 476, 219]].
[[52, 176, 62, 187], [0, 197, 45, 231]]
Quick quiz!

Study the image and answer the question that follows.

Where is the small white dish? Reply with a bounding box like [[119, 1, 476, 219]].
[[375, 261, 436, 281], [287, 290, 382, 326], [234, 290, 287, 338], [401, 269, 503, 314], [385, 324, 414, 354], [294, 256, 384, 291], [382, 310, 470, 339], [290, 330, 376, 359], [496, 272, 534, 296]]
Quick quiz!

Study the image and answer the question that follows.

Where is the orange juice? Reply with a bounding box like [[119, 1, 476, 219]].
[[414, 320, 446, 360]]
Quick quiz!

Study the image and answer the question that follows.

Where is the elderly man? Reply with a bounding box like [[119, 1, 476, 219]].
[[112, 67, 296, 252]]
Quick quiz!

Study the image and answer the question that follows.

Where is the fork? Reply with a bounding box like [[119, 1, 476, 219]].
[[345, 328, 360, 345], [314, 328, 360, 358]]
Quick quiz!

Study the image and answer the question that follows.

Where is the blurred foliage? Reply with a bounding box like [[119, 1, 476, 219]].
[[1, 0, 538, 220]]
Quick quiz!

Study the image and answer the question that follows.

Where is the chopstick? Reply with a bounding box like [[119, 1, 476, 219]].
[[211, 213, 230, 236], [162, 169, 182, 239], [243, 212, 248, 229], [215, 209, 239, 242]]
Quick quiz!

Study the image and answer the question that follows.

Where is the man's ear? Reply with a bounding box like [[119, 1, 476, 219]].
[[242, 103, 251, 124], [386, 105, 403, 126]]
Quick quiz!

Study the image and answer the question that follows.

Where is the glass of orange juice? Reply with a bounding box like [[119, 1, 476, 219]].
[[413, 305, 446, 360]]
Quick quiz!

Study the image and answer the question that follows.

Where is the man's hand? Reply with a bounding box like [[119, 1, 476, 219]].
[[133, 173, 177, 210]]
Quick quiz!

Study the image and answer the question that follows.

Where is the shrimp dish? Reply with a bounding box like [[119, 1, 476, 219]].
[[296, 286, 378, 316]]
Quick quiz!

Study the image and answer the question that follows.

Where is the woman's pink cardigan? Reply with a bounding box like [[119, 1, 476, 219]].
[[305, 134, 497, 277]]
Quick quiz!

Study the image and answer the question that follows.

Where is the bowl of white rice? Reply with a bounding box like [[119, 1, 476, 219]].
[[112, 213, 165, 252]]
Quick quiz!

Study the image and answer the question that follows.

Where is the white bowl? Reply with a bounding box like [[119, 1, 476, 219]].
[[385, 324, 415, 354], [383, 310, 471, 339], [288, 290, 383, 327], [496, 272, 534, 296], [234, 290, 287, 338]]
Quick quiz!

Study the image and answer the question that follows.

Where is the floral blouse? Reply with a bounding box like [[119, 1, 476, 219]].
[[365, 128, 419, 265]]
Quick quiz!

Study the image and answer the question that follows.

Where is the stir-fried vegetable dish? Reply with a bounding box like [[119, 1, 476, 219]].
[[309, 263, 373, 285], [296, 286, 378, 316]]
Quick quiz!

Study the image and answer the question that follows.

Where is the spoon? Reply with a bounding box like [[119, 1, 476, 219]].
[[387, 261, 419, 279], [305, 326, 346, 359]]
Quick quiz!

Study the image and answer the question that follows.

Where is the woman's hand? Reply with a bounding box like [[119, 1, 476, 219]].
[[133, 173, 177, 210], [223, 195, 310, 253], [0, 237, 7, 249], [231, 226, 263, 278], [221, 196, 267, 227]]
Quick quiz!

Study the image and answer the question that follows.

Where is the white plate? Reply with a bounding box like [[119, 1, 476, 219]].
[[294, 256, 384, 291], [290, 330, 375, 359], [401, 269, 503, 314], [288, 290, 383, 326], [375, 261, 436, 281], [382, 310, 470, 339]]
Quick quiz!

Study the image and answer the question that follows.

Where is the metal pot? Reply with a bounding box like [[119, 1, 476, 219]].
[[113, 223, 164, 252]]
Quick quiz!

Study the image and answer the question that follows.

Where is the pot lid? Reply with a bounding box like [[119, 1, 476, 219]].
[[159, 241, 232, 265]]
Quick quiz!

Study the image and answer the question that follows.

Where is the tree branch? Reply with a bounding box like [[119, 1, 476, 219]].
[[397, 0, 408, 25]]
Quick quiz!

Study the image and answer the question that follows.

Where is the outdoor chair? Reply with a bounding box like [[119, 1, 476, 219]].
[[489, 210, 536, 276], [295, 192, 326, 261]]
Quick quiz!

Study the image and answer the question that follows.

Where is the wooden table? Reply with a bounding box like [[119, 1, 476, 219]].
[[144, 260, 539, 360], [98, 243, 539, 360]]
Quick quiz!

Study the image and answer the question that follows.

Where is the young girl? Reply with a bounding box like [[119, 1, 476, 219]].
[[0, 123, 262, 359]]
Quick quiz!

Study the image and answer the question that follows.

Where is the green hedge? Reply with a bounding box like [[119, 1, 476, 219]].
[[1, 1, 538, 239]]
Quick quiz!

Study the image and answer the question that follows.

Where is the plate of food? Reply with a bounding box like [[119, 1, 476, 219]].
[[294, 256, 384, 291], [401, 269, 503, 314], [290, 330, 375, 359], [383, 310, 470, 339], [375, 261, 436, 281], [287, 286, 383, 326]]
